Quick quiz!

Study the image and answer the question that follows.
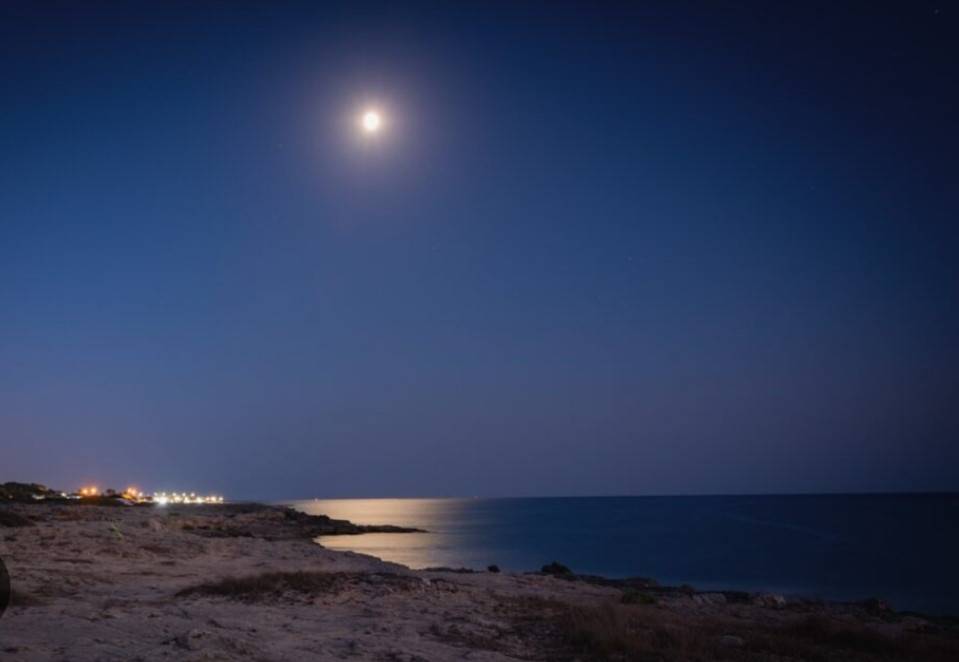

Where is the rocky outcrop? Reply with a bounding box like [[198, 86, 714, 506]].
[[165, 502, 425, 541], [280, 506, 425, 536]]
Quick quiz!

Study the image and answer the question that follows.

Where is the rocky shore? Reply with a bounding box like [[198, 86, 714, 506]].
[[1, 501, 957, 661]]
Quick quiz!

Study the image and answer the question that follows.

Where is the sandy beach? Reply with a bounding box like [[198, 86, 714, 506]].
[[1, 502, 956, 661]]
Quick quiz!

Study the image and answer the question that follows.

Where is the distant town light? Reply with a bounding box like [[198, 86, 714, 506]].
[[69, 485, 223, 505], [151, 491, 224, 505]]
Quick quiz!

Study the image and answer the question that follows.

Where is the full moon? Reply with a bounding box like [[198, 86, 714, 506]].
[[361, 110, 382, 133]]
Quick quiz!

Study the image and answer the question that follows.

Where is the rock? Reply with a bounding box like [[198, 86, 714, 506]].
[[487, 565, 500, 573], [719, 634, 745, 647], [753, 593, 787, 609], [280, 507, 426, 537]]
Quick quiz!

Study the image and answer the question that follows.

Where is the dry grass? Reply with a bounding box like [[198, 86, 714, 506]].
[[570, 604, 959, 662], [757, 615, 959, 662], [488, 598, 959, 662], [559, 602, 714, 661], [176, 571, 421, 602]]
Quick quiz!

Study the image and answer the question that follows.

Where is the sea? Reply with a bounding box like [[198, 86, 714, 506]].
[[287, 493, 959, 615]]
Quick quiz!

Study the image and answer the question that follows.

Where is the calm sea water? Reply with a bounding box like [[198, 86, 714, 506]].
[[288, 494, 959, 615]]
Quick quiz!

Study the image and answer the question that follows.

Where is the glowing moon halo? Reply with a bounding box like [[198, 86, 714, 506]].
[[361, 109, 382, 133]]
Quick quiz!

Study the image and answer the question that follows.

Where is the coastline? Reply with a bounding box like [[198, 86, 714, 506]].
[[1, 501, 957, 661]]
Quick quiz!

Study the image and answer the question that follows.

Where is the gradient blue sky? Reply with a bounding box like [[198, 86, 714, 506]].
[[2, 1, 957, 499]]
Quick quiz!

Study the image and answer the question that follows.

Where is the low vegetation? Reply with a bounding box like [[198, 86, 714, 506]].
[[433, 596, 959, 662], [0, 482, 58, 502], [540, 561, 574, 577], [0, 509, 34, 527], [551, 601, 959, 662], [620, 588, 657, 605], [176, 571, 421, 602]]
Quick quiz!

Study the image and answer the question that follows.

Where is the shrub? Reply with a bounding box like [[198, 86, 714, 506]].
[[541, 561, 573, 577], [0, 510, 33, 527], [620, 588, 656, 605]]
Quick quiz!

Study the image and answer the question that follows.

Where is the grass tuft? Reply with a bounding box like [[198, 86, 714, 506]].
[[176, 571, 419, 602]]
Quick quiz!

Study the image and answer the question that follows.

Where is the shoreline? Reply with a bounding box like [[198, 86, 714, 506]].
[[293, 494, 959, 618], [2, 500, 957, 660]]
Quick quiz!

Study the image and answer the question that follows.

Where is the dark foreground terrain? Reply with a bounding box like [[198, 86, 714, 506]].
[[1, 501, 957, 661]]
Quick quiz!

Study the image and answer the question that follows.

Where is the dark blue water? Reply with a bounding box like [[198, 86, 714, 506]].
[[290, 494, 959, 615]]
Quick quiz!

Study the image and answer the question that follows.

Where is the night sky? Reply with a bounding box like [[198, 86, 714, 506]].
[[2, 1, 957, 499]]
